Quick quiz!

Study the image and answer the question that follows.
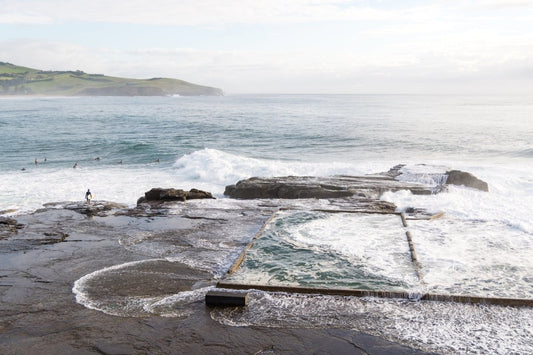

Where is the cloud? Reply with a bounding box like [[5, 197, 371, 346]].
[[3, 38, 533, 95], [471, 0, 533, 10], [0, 13, 52, 25], [0, 39, 110, 74], [2, 1, 533, 94], [0, 0, 402, 26]]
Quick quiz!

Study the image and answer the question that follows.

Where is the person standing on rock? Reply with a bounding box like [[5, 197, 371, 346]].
[[85, 189, 93, 206]]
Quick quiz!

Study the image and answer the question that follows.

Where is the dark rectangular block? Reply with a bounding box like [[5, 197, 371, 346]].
[[205, 290, 249, 307]]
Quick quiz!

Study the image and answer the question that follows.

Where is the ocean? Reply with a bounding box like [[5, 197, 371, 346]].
[[2, 94, 533, 353], [1, 94, 532, 212]]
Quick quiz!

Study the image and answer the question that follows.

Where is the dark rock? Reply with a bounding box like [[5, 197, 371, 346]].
[[40, 232, 69, 244], [445, 170, 489, 192], [225, 177, 355, 199], [187, 188, 214, 200], [139, 188, 214, 205], [0, 216, 18, 226], [225, 175, 432, 200], [144, 188, 187, 202], [0, 216, 22, 239], [224, 184, 236, 197]]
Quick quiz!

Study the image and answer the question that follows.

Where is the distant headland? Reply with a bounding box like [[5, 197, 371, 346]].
[[0, 62, 223, 96]]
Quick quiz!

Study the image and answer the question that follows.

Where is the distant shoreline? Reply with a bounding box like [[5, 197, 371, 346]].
[[0, 93, 221, 98], [0, 62, 223, 96]]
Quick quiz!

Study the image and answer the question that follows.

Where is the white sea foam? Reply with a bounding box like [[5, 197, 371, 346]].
[[395, 164, 449, 187], [282, 212, 417, 285], [171, 148, 389, 191], [383, 162, 533, 234], [409, 219, 533, 298], [72, 259, 160, 316], [0, 148, 393, 215], [143, 286, 214, 317], [377, 162, 533, 298], [73, 259, 213, 317], [0, 165, 180, 214], [210, 291, 533, 354]]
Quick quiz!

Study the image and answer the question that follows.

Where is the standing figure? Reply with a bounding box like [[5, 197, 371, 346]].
[[85, 189, 93, 206]]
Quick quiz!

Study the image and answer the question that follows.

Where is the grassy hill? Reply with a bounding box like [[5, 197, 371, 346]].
[[0, 62, 223, 96]]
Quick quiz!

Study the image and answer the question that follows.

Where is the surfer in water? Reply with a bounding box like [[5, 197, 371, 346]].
[[85, 189, 93, 206]]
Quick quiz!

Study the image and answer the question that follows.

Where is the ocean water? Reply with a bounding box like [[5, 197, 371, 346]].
[[2, 94, 533, 353], [226, 211, 420, 291], [1, 94, 532, 212]]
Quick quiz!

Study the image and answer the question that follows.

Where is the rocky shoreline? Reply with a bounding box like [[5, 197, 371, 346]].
[[0, 168, 489, 354]]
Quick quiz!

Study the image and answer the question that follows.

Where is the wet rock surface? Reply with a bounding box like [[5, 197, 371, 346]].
[[225, 174, 434, 200], [0, 197, 432, 354], [42, 200, 129, 217], [0, 216, 24, 239], [137, 187, 214, 205], [445, 170, 489, 192]]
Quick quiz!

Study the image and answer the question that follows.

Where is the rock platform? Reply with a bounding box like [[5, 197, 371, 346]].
[[0, 166, 492, 354]]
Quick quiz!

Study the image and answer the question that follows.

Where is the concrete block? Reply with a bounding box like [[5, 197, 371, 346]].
[[205, 290, 249, 307]]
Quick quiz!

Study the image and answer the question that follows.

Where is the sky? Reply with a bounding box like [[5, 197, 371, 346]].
[[1, 0, 533, 94]]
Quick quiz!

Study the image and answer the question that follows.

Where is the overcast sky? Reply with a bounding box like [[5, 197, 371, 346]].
[[1, 0, 532, 94]]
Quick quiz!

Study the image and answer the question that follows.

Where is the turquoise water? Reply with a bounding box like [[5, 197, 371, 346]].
[[226, 211, 419, 291]]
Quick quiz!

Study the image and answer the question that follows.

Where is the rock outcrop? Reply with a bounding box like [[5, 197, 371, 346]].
[[187, 188, 215, 200], [224, 175, 432, 200], [445, 170, 489, 192], [224, 167, 489, 200], [137, 188, 214, 205]]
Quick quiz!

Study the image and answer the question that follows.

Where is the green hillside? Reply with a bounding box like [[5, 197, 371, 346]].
[[0, 62, 223, 96]]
